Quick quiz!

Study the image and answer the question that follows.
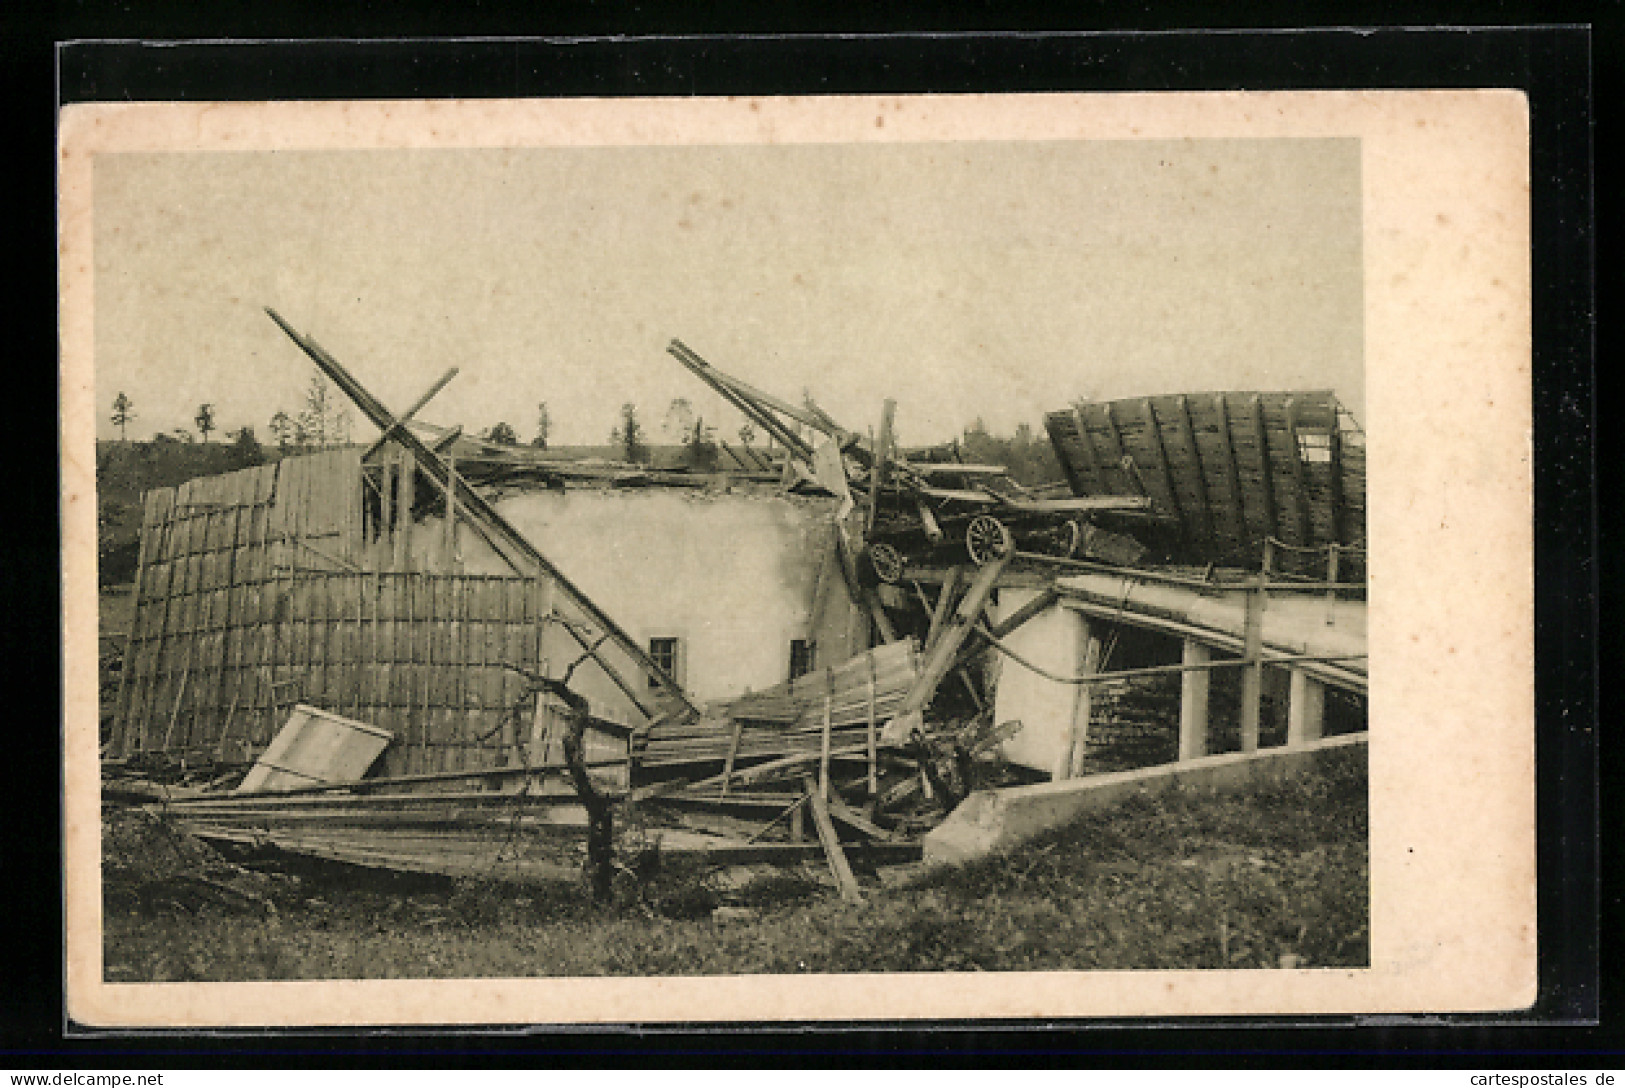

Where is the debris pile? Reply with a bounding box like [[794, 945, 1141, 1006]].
[[100, 311, 1368, 910], [102, 805, 298, 915]]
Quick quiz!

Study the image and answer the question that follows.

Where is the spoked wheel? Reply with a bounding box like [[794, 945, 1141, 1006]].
[[965, 515, 1013, 565], [867, 541, 905, 584], [1045, 518, 1082, 559]]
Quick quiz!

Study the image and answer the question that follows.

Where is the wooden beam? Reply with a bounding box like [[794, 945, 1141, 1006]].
[[1071, 405, 1108, 492], [894, 548, 1011, 724], [1281, 397, 1314, 547], [265, 309, 698, 723], [1173, 395, 1213, 548], [802, 774, 863, 904], [1328, 411, 1347, 547], [1249, 394, 1278, 546], [1059, 631, 1099, 781], [1213, 394, 1247, 549], [361, 366, 460, 462], [1138, 397, 1186, 533], [866, 399, 895, 536], [985, 586, 1061, 641], [1178, 639, 1211, 761], [1098, 402, 1131, 489], [667, 340, 813, 459], [1287, 669, 1325, 747], [925, 568, 963, 651], [819, 668, 835, 800]]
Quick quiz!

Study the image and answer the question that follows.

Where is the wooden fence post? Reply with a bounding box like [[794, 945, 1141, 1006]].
[[1178, 639, 1211, 761], [1239, 575, 1267, 754], [1066, 635, 1102, 779], [1287, 670, 1325, 747]]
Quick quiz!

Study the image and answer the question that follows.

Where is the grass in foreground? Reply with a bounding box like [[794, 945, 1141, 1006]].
[[104, 747, 1366, 980]]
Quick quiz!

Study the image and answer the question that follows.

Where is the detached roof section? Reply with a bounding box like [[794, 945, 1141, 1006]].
[[1045, 392, 1365, 571], [404, 425, 784, 491]]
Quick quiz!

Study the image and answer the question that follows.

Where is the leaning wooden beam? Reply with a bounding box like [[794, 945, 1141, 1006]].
[[676, 339, 851, 444], [802, 774, 863, 904], [865, 399, 895, 536], [361, 366, 460, 461], [888, 548, 1012, 736], [667, 340, 812, 459], [924, 569, 963, 651], [265, 309, 698, 723]]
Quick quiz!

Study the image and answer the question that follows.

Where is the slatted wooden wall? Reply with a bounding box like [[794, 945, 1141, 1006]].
[[1045, 391, 1365, 574], [110, 450, 572, 776]]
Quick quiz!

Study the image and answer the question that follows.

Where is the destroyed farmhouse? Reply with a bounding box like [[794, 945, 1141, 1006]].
[[105, 311, 1368, 896]]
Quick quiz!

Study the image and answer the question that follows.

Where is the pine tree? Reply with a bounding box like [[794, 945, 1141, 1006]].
[[111, 391, 134, 441], [533, 402, 551, 448]]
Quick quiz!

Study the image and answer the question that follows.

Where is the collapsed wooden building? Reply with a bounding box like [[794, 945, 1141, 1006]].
[[104, 311, 1369, 894]]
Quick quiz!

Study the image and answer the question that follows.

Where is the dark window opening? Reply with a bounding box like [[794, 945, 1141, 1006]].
[[648, 637, 680, 688], [789, 639, 816, 681]]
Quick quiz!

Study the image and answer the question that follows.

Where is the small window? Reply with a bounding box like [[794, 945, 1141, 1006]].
[[648, 637, 681, 688], [1296, 430, 1333, 463], [789, 639, 816, 681]]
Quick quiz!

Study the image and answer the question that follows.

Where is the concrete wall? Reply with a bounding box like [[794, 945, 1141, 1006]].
[[925, 731, 1368, 867], [430, 488, 863, 706], [989, 588, 1092, 775]]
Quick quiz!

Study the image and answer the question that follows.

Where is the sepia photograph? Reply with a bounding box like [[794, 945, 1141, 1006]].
[[61, 91, 1534, 1025]]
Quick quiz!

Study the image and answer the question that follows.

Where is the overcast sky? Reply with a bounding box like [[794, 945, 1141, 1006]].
[[93, 138, 1362, 447]]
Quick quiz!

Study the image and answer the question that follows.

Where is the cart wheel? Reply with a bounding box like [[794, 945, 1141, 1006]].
[[1047, 518, 1082, 559], [965, 515, 1013, 565], [868, 541, 904, 584]]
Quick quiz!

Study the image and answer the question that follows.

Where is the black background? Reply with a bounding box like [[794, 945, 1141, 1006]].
[[7, 7, 1602, 1066]]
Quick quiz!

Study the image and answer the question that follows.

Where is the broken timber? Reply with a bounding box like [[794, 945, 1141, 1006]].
[[265, 309, 698, 726]]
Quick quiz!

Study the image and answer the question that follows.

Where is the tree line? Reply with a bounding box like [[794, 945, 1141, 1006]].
[[112, 384, 1061, 482]]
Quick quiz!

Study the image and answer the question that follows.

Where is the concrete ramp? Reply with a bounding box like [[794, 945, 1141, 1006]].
[[924, 732, 1367, 867]]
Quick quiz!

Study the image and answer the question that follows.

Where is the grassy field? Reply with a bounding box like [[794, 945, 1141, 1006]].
[[104, 746, 1366, 980]]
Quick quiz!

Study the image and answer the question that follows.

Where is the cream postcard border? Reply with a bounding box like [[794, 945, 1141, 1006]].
[[60, 90, 1535, 1025]]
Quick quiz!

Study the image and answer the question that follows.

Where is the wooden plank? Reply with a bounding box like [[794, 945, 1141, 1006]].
[[1137, 397, 1185, 534], [1062, 634, 1100, 781], [361, 366, 460, 461], [894, 549, 1010, 724], [1070, 405, 1108, 492], [1212, 394, 1247, 551], [1098, 401, 1131, 491], [267, 309, 694, 723], [1171, 395, 1213, 549], [1247, 394, 1278, 549], [865, 649, 879, 798], [802, 775, 863, 904], [819, 669, 834, 800], [1328, 415, 1347, 548], [1282, 397, 1313, 548], [866, 398, 895, 536], [925, 568, 962, 650]]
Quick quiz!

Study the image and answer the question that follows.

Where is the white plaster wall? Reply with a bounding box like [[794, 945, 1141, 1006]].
[[990, 588, 1090, 775], [455, 489, 844, 704]]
